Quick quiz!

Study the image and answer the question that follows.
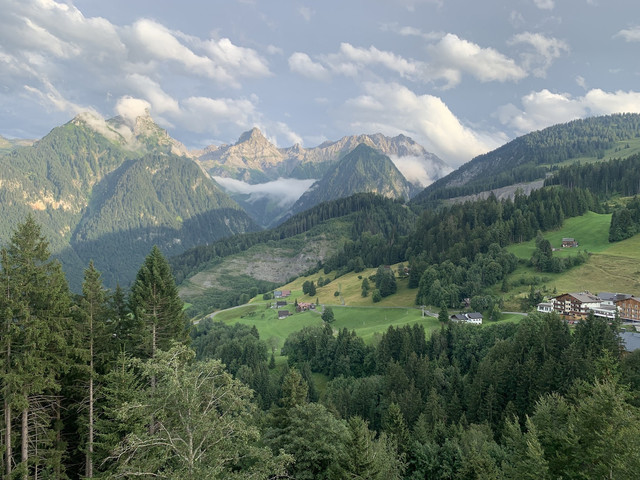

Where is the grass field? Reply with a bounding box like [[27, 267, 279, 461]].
[[201, 209, 640, 350], [503, 210, 640, 302], [506, 211, 612, 259]]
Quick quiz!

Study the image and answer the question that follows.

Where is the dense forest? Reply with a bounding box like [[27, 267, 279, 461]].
[[2, 214, 640, 479]]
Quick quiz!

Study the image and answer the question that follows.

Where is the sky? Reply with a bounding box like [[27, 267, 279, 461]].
[[2, 0, 640, 168]]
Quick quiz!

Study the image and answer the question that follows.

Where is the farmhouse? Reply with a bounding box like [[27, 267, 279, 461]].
[[562, 237, 578, 248], [450, 312, 483, 324], [274, 290, 291, 298], [275, 300, 287, 309], [278, 310, 290, 319], [296, 302, 316, 312]]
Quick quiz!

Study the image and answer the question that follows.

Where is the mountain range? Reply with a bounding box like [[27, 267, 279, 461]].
[[0, 111, 447, 289], [200, 127, 450, 227], [0, 113, 258, 290]]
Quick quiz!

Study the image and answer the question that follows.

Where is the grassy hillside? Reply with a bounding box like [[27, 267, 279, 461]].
[[504, 210, 640, 300], [206, 260, 525, 350]]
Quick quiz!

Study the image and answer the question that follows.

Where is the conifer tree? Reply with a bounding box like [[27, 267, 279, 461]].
[[128, 245, 188, 359], [77, 261, 111, 478], [0, 214, 73, 479]]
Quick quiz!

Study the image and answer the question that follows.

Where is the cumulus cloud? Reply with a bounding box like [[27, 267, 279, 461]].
[[0, 0, 271, 128], [213, 177, 316, 207], [115, 97, 151, 127], [615, 26, 640, 42], [389, 155, 451, 186], [289, 34, 526, 89], [497, 88, 640, 134], [126, 19, 270, 86], [509, 32, 569, 77], [179, 96, 259, 134], [288, 52, 331, 81], [344, 82, 502, 166], [324, 43, 422, 79], [428, 34, 527, 87]]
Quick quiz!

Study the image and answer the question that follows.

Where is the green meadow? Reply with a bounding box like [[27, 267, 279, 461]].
[[504, 210, 640, 300]]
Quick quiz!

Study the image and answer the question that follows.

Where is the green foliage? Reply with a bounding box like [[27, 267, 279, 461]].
[[108, 345, 292, 479], [128, 245, 188, 358], [417, 113, 640, 202], [322, 306, 335, 323], [0, 215, 74, 476], [438, 303, 449, 323]]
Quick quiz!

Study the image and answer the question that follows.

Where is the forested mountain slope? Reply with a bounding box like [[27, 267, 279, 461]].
[[413, 113, 640, 204], [285, 144, 417, 219], [0, 114, 257, 290]]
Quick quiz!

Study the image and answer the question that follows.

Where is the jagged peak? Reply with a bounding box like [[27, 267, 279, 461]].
[[236, 127, 267, 145]]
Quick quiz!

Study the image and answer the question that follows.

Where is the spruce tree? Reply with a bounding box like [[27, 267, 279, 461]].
[[128, 245, 188, 359], [77, 261, 112, 478], [0, 215, 73, 479]]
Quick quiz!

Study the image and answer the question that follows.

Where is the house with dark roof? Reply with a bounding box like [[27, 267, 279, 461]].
[[278, 310, 290, 319], [450, 312, 483, 325]]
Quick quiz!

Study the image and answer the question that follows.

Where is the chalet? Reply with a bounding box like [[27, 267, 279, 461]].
[[552, 292, 600, 317], [274, 290, 291, 298], [296, 302, 316, 313], [278, 310, 290, 319], [450, 312, 483, 325], [275, 300, 288, 309], [562, 237, 578, 248]]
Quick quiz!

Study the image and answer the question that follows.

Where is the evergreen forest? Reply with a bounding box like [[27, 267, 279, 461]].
[[3, 209, 640, 479]]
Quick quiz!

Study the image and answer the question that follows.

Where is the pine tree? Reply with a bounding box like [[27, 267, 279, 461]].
[[128, 245, 188, 359]]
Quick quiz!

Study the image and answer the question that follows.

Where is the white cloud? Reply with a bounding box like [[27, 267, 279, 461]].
[[125, 74, 180, 115], [380, 23, 443, 41], [330, 43, 420, 78], [389, 155, 450, 187], [428, 34, 527, 87], [497, 88, 640, 134], [201, 37, 271, 78], [115, 96, 151, 127], [615, 26, 640, 42], [265, 121, 304, 147], [509, 32, 569, 77], [288, 52, 331, 81], [213, 177, 316, 207], [533, 0, 555, 10], [344, 82, 501, 166], [180, 96, 259, 134]]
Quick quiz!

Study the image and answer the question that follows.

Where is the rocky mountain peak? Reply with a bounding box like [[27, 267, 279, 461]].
[[236, 127, 268, 145]]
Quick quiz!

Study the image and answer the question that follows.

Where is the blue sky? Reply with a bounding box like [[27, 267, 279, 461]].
[[2, 0, 640, 167]]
